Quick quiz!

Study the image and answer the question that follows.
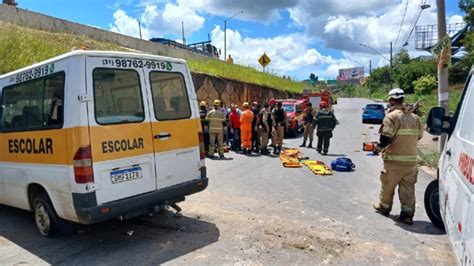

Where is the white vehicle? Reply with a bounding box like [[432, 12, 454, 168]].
[[0, 50, 208, 237], [426, 67, 474, 264]]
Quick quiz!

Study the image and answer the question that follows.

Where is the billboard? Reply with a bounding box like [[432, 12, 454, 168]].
[[337, 67, 364, 81]]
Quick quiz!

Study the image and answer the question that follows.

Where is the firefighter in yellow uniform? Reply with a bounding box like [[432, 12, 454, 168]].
[[206, 99, 226, 159], [271, 102, 287, 154], [300, 102, 318, 148], [373, 88, 423, 225]]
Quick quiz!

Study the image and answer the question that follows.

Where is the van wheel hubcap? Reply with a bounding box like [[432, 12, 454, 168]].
[[35, 204, 51, 236]]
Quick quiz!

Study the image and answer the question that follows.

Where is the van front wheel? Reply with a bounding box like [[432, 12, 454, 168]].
[[424, 180, 445, 231], [33, 193, 74, 237]]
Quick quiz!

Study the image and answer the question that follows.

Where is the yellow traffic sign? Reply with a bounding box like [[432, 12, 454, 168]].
[[258, 53, 271, 68]]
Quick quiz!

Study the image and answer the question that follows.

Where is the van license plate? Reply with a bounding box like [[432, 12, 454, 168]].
[[110, 167, 143, 184]]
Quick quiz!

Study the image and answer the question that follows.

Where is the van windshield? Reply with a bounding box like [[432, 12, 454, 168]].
[[282, 105, 295, 113]]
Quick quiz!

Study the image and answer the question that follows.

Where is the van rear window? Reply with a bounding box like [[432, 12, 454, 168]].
[[1, 73, 65, 132], [93, 69, 145, 125], [149, 72, 191, 121]]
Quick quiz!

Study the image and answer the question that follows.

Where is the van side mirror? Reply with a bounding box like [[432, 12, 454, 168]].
[[426, 107, 450, 135]]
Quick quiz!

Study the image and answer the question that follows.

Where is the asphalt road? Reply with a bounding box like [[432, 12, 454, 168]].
[[0, 98, 455, 265]]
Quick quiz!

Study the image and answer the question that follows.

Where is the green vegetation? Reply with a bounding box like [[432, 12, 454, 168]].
[[0, 22, 304, 93], [413, 75, 437, 95], [0, 22, 125, 74], [418, 151, 441, 169], [187, 58, 304, 93]]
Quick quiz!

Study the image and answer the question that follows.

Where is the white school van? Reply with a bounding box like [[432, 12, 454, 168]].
[[0, 50, 208, 236], [425, 67, 474, 265]]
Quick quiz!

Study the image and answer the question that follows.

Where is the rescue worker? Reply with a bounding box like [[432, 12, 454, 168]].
[[268, 99, 276, 149], [300, 102, 317, 148], [315, 101, 337, 155], [229, 104, 241, 151], [258, 103, 270, 155], [271, 101, 287, 155], [251, 101, 261, 153], [240, 102, 254, 155], [373, 88, 423, 225], [199, 101, 210, 153], [206, 99, 226, 158]]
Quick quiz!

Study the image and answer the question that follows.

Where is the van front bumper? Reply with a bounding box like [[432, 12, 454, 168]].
[[72, 175, 208, 224]]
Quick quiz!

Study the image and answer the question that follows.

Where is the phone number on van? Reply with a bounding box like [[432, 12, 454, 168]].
[[102, 59, 173, 71], [15, 64, 55, 83]]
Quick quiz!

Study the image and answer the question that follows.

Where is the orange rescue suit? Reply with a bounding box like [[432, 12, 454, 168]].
[[240, 109, 254, 149]]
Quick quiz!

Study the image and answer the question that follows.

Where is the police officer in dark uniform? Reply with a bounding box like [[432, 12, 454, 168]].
[[199, 101, 210, 153], [315, 101, 337, 155]]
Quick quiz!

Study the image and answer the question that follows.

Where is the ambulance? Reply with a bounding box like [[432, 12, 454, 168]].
[[425, 67, 474, 264], [0, 50, 208, 237]]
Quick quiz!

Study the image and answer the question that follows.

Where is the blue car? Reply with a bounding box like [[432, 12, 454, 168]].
[[362, 104, 385, 124]]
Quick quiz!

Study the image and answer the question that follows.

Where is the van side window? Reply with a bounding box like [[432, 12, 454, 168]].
[[93, 69, 145, 125], [457, 79, 474, 142], [1, 73, 65, 132], [149, 72, 191, 121]]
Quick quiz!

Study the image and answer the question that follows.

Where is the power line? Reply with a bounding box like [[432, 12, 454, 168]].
[[394, 0, 410, 47], [398, 0, 428, 53]]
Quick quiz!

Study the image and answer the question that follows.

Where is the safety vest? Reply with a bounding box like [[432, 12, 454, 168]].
[[206, 108, 225, 133], [273, 108, 285, 124], [240, 109, 254, 131], [304, 108, 317, 124], [380, 105, 423, 165], [316, 109, 336, 131]]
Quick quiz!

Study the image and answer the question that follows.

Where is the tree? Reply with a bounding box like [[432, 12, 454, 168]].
[[370, 66, 391, 88], [395, 59, 436, 93], [459, 0, 474, 65], [393, 49, 410, 67], [413, 75, 438, 95]]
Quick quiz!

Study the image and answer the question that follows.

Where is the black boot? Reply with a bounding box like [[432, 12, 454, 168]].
[[299, 140, 306, 147], [273, 147, 278, 155], [307, 141, 313, 148]]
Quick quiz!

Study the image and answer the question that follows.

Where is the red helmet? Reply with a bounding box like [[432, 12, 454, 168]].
[[320, 101, 328, 108], [269, 98, 276, 106]]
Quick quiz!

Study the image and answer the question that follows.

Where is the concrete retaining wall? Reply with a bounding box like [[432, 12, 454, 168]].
[[192, 73, 297, 107], [0, 4, 206, 60], [0, 4, 300, 104]]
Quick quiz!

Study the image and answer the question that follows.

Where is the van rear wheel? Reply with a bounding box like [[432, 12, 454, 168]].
[[33, 193, 74, 237], [424, 180, 445, 231]]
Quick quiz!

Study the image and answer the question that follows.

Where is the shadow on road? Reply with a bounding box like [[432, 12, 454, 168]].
[[387, 214, 446, 236], [0, 204, 220, 264]]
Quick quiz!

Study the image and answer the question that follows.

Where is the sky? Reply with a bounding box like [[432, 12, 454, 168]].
[[17, 0, 465, 81]]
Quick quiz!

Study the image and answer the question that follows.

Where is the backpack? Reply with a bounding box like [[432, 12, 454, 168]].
[[331, 157, 355, 172]]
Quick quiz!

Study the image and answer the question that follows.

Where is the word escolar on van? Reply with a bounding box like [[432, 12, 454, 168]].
[[0, 50, 208, 237]]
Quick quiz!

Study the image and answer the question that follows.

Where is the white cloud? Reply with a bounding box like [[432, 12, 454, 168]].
[[209, 26, 334, 76], [448, 14, 464, 25], [110, 9, 150, 39]]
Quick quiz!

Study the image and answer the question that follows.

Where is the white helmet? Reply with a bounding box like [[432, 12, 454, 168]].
[[388, 88, 405, 100]]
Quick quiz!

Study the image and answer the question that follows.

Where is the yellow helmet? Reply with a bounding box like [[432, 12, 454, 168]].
[[243, 102, 249, 108], [199, 101, 207, 107], [214, 99, 221, 106]]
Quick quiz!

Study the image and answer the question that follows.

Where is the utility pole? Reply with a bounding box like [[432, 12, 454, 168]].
[[390, 41, 393, 90], [369, 59, 372, 97], [437, 0, 449, 151], [138, 21, 142, 40], [181, 21, 186, 45], [224, 20, 227, 61]]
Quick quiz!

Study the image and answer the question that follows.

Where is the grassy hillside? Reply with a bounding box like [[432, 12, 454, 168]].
[[188, 58, 305, 93], [0, 22, 304, 93], [0, 22, 126, 74]]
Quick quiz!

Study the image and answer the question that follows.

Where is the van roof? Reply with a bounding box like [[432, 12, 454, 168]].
[[0, 50, 187, 79]]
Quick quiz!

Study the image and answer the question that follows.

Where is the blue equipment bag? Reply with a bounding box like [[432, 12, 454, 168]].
[[331, 157, 355, 172]]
